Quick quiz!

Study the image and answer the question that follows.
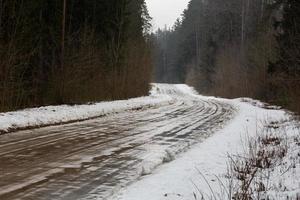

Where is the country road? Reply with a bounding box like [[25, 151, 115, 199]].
[[0, 84, 235, 200]]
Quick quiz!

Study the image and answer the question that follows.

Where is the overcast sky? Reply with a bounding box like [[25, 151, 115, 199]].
[[146, 0, 190, 30]]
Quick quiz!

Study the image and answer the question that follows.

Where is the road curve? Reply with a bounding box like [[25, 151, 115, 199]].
[[0, 84, 235, 200]]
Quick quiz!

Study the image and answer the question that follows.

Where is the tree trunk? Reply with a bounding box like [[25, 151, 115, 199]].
[[61, 0, 66, 71], [60, 0, 67, 102], [241, 0, 245, 50]]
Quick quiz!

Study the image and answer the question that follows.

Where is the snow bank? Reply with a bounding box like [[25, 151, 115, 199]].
[[0, 84, 201, 134], [0, 85, 186, 134]]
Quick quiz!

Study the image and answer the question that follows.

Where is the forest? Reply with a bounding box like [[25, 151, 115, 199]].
[[1, 0, 299, 114], [0, 0, 152, 112], [152, 0, 300, 113]]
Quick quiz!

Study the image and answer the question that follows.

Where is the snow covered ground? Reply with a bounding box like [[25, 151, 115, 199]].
[[0, 84, 298, 199], [112, 96, 300, 200], [0, 84, 175, 134]]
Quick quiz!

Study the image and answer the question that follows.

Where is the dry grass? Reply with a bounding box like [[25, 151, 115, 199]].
[[194, 119, 300, 200]]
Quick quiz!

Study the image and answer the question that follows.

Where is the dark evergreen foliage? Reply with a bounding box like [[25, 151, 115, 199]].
[[275, 0, 300, 74], [153, 0, 300, 112], [0, 0, 152, 111]]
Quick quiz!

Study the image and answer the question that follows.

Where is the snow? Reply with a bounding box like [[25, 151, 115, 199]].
[[0, 83, 298, 199], [112, 97, 299, 200], [0, 84, 175, 134], [250, 117, 300, 199]]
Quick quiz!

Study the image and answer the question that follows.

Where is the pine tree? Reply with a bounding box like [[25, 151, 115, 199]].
[[276, 0, 300, 75]]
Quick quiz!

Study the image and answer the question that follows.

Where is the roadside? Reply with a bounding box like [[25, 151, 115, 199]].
[[0, 84, 174, 134], [113, 98, 300, 200], [227, 116, 300, 200]]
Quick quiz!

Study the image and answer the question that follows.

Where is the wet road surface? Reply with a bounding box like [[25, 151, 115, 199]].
[[0, 84, 235, 200]]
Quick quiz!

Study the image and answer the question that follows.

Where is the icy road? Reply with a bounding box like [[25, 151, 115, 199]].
[[0, 84, 235, 200]]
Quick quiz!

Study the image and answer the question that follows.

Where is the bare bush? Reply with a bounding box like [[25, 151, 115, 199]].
[[194, 119, 300, 200]]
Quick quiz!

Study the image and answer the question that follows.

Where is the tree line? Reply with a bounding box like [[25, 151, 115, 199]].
[[0, 0, 153, 112], [152, 0, 300, 113]]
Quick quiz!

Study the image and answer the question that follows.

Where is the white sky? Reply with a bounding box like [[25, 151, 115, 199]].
[[145, 0, 190, 30]]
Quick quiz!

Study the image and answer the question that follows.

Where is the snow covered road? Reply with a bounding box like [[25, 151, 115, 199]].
[[0, 84, 235, 200]]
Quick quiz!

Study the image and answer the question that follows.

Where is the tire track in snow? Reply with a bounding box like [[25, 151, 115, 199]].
[[0, 84, 235, 200]]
